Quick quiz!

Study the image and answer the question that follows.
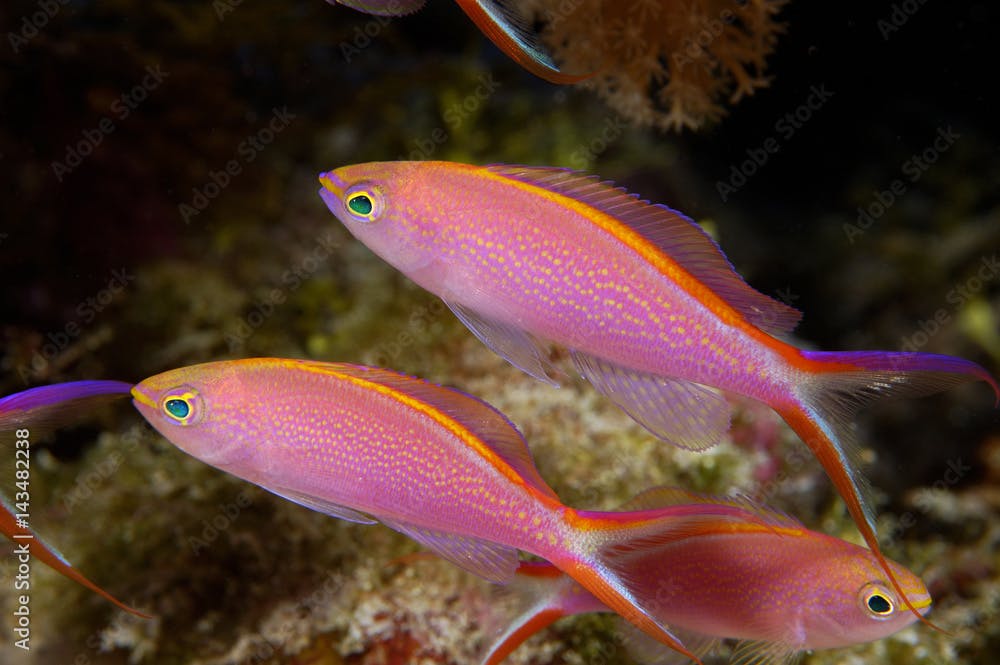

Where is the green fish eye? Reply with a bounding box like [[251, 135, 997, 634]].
[[348, 193, 373, 216], [160, 387, 203, 425], [343, 186, 382, 222], [165, 398, 190, 419]]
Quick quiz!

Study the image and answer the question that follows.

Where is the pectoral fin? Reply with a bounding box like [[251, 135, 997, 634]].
[[270, 487, 377, 525], [446, 300, 562, 386], [381, 518, 519, 584]]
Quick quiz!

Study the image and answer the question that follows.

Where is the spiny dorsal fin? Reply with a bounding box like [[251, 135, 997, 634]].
[[618, 486, 803, 531], [485, 165, 802, 336], [296, 360, 560, 502]]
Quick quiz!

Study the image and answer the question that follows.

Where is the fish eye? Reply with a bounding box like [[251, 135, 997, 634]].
[[159, 387, 204, 426], [859, 582, 895, 619], [344, 184, 383, 223]]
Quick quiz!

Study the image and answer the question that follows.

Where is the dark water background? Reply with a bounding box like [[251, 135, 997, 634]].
[[1, 1, 998, 663]]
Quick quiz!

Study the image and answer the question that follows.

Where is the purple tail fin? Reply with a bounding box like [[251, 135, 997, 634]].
[[801, 350, 999, 403], [0, 380, 134, 432]]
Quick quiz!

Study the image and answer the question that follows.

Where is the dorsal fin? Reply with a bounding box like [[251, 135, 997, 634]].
[[329, 0, 426, 17], [618, 486, 803, 531], [297, 360, 560, 502], [485, 165, 802, 336]]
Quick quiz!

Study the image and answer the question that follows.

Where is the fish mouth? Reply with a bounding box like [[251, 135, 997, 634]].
[[130, 385, 157, 410], [910, 595, 933, 615], [318, 171, 346, 198]]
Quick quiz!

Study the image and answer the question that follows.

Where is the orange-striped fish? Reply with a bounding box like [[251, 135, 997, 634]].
[[128, 357, 843, 664], [317, 160, 999, 619], [475, 489, 930, 665]]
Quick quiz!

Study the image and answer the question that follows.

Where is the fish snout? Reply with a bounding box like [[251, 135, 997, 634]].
[[131, 384, 157, 410], [318, 171, 347, 198]]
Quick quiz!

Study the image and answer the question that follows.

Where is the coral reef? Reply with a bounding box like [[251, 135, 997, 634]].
[[520, 0, 787, 130]]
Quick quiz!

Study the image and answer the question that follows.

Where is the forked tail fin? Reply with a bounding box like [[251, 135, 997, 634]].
[[453, 0, 597, 84], [780, 349, 998, 623], [0, 380, 149, 617], [479, 561, 605, 665], [0, 380, 134, 434], [556, 502, 788, 665]]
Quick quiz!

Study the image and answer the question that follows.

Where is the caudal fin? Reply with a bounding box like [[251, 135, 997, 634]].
[[0, 495, 150, 617], [558, 501, 788, 665], [1, 381, 148, 617], [0, 380, 134, 435], [478, 561, 606, 665], [779, 349, 998, 621], [453, 0, 596, 84]]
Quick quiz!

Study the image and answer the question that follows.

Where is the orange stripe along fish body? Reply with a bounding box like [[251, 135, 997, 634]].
[[318, 160, 999, 618]]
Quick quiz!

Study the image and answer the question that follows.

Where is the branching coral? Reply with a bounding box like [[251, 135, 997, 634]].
[[521, 0, 787, 131]]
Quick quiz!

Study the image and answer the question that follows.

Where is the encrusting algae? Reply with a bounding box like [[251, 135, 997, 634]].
[[519, 0, 787, 130]]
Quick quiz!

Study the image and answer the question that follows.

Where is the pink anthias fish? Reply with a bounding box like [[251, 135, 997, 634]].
[[328, 0, 590, 83], [470, 489, 929, 665], [124, 356, 865, 664], [317, 160, 1000, 619], [0, 381, 150, 617]]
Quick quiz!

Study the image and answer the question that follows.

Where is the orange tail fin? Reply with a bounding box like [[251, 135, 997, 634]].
[[780, 348, 998, 628]]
